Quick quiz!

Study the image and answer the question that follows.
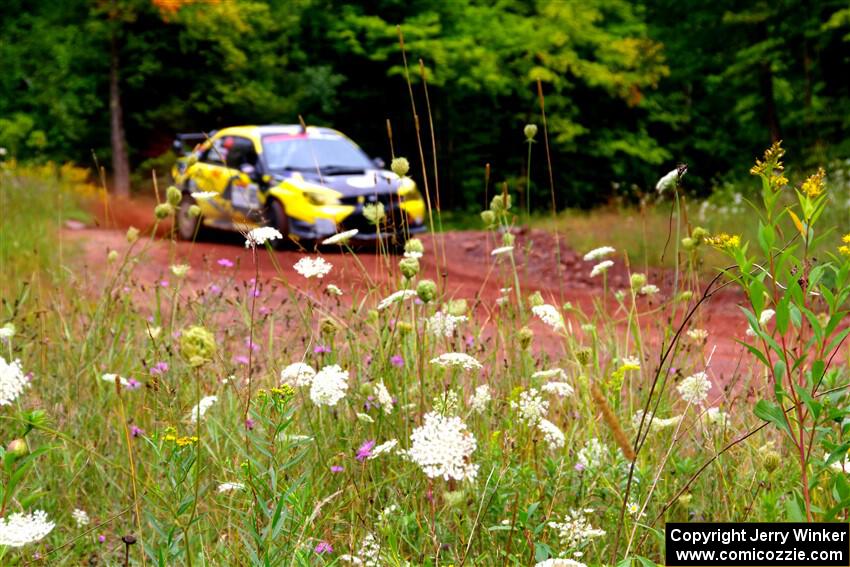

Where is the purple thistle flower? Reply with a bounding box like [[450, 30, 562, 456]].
[[465, 335, 475, 348], [130, 425, 145, 438], [126, 378, 142, 390], [364, 355, 372, 366], [209, 284, 222, 294], [330, 465, 344, 473], [251, 289, 261, 298], [98, 535, 106, 544], [390, 354, 404, 368], [356, 440, 376, 462], [245, 418, 256, 431], [574, 462, 586, 472], [315, 541, 333, 554], [314, 344, 331, 354], [234, 355, 250, 365], [217, 258, 234, 268], [150, 361, 169, 376], [245, 338, 260, 352], [159, 280, 169, 287]]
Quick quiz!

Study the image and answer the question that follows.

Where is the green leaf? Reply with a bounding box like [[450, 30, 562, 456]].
[[754, 399, 792, 438]]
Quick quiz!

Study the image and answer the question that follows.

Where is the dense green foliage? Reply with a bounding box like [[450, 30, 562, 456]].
[[2, 0, 850, 206]]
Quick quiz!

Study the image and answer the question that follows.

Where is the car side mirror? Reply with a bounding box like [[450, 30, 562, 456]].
[[372, 157, 386, 169]]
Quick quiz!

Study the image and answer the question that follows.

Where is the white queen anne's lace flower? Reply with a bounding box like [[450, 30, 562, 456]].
[[244, 226, 283, 248], [0, 357, 29, 406], [547, 508, 606, 551], [293, 256, 332, 279], [217, 482, 246, 493], [369, 439, 398, 459], [577, 438, 608, 469], [377, 290, 418, 310], [0, 323, 15, 340], [280, 362, 316, 387], [340, 532, 381, 566], [407, 411, 478, 481], [0, 510, 55, 547], [532, 304, 565, 331], [746, 309, 776, 336], [590, 260, 614, 277], [583, 246, 615, 261], [374, 382, 393, 414], [309, 365, 349, 407], [677, 371, 711, 405], [511, 388, 549, 425], [101, 373, 131, 388], [535, 560, 587, 567], [430, 353, 482, 371], [468, 384, 491, 413], [541, 381, 575, 398], [188, 395, 217, 423], [537, 418, 565, 450], [190, 191, 218, 200], [322, 229, 359, 245], [426, 311, 467, 338], [71, 509, 90, 528]]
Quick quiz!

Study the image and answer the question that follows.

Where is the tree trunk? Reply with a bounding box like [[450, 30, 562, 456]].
[[109, 33, 130, 197]]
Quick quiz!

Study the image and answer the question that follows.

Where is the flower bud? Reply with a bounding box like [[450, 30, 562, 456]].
[[189, 205, 202, 218], [575, 347, 593, 366], [681, 237, 696, 251], [396, 321, 413, 335], [6, 438, 27, 458], [762, 450, 781, 474], [366, 309, 379, 324], [320, 318, 339, 339], [692, 227, 709, 243], [107, 250, 119, 263], [446, 299, 467, 316], [523, 124, 538, 141], [677, 291, 694, 302], [502, 232, 515, 247], [391, 157, 410, 177], [170, 264, 190, 278], [126, 226, 140, 243], [399, 257, 420, 279], [518, 327, 533, 350], [490, 194, 511, 213], [528, 291, 544, 307], [630, 273, 647, 291], [154, 203, 174, 219], [180, 325, 217, 367], [166, 185, 182, 207], [416, 279, 438, 303], [404, 238, 424, 256], [480, 210, 496, 226]]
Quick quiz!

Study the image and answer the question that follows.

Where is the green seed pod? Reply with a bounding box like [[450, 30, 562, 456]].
[[518, 327, 533, 350], [366, 309, 379, 324], [480, 210, 496, 226], [575, 347, 593, 366], [416, 279, 438, 303], [399, 257, 420, 279], [391, 157, 410, 177], [677, 291, 694, 302], [762, 450, 781, 474], [189, 204, 202, 218], [320, 318, 339, 339], [490, 194, 511, 213], [502, 232, 515, 247], [692, 226, 709, 243], [166, 185, 182, 207], [396, 321, 413, 335], [528, 291, 544, 307], [126, 226, 140, 243], [523, 124, 538, 141], [154, 203, 174, 219], [180, 325, 217, 367], [404, 238, 424, 256], [681, 237, 696, 251], [107, 250, 119, 263]]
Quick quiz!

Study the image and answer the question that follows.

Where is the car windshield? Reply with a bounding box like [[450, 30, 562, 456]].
[[262, 135, 373, 173]]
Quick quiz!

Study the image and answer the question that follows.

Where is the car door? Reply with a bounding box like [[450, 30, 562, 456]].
[[185, 135, 235, 225], [221, 135, 262, 222]]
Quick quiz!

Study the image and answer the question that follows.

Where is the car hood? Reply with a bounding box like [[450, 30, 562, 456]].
[[284, 169, 403, 197]]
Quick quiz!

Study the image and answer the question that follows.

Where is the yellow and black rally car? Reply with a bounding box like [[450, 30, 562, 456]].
[[171, 125, 426, 246]]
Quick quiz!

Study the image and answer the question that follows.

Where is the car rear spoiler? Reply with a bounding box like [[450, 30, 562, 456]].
[[172, 132, 216, 155]]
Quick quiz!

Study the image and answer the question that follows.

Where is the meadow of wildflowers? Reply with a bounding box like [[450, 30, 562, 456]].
[[1, 143, 850, 566]]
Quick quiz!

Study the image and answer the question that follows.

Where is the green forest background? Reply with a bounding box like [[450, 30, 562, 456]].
[[2, 0, 850, 209]]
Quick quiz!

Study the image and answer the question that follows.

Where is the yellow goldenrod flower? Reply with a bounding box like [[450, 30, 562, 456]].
[[750, 141, 785, 176], [841, 232, 850, 244], [175, 436, 199, 447], [801, 168, 826, 198], [705, 233, 741, 250]]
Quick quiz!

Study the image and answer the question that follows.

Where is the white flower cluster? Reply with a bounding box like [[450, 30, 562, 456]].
[[537, 418, 566, 450], [188, 395, 218, 423], [72, 508, 90, 528], [369, 439, 398, 460], [532, 304, 565, 331], [0, 323, 16, 340], [633, 410, 684, 432], [746, 309, 776, 336], [430, 352, 482, 372], [293, 256, 333, 279], [640, 284, 660, 295], [532, 368, 567, 381], [101, 373, 131, 388], [703, 407, 728, 428], [407, 411, 478, 481], [244, 226, 282, 248], [535, 559, 587, 567], [590, 260, 614, 277], [322, 229, 359, 245], [340, 532, 381, 566], [687, 328, 709, 343], [217, 482, 246, 493], [190, 191, 217, 200], [547, 509, 606, 552], [0, 357, 28, 406], [280, 362, 316, 387], [541, 382, 575, 398], [677, 371, 711, 405], [468, 384, 491, 413], [426, 311, 467, 338], [374, 382, 394, 414], [309, 364, 349, 407], [377, 290, 418, 310], [583, 246, 615, 261], [511, 388, 549, 425], [577, 438, 608, 470], [0, 510, 55, 547]]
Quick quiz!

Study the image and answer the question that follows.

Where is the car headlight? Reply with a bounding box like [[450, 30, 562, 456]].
[[303, 190, 341, 206]]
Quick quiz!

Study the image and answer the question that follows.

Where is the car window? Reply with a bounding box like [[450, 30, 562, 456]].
[[262, 135, 372, 172], [202, 138, 226, 166], [224, 136, 257, 169]]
